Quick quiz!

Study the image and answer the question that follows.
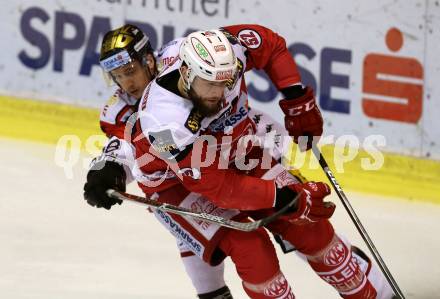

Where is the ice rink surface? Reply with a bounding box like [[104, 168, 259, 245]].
[[1, 138, 439, 299]]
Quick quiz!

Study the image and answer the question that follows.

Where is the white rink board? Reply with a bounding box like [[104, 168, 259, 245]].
[[1, 0, 439, 159]]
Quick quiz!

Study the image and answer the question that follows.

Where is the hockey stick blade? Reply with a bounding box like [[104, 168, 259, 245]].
[[107, 189, 299, 232]]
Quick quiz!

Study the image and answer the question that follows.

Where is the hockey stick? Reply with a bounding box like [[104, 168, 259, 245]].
[[311, 146, 405, 299], [107, 189, 299, 232]]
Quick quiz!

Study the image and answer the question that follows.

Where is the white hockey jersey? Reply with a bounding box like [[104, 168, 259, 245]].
[[131, 24, 302, 211]]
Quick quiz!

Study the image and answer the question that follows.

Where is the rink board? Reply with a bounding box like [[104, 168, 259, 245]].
[[1, 1, 440, 160]]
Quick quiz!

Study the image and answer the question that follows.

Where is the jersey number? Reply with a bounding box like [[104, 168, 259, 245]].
[[239, 32, 260, 47]]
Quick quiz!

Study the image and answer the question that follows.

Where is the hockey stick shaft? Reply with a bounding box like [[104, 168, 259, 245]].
[[312, 146, 405, 299], [106, 189, 299, 232]]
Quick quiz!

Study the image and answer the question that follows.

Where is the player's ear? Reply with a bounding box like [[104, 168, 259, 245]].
[[145, 53, 155, 73]]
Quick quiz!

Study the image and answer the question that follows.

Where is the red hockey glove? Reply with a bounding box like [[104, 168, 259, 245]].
[[275, 181, 335, 223], [278, 86, 323, 151]]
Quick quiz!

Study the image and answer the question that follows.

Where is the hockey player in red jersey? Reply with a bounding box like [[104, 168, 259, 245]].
[[86, 24, 233, 299], [85, 25, 395, 298]]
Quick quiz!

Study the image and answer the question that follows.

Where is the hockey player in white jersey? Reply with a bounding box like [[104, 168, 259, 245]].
[[85, 24, 233, 299], [85, 25, 396, 298]]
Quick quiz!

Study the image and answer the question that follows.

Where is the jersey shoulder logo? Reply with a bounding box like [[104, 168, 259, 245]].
[[238, 29, 262, 49], [185, 108, 204, 133]]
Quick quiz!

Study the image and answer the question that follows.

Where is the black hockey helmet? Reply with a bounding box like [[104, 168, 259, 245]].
[[99, 24, 154, 73]]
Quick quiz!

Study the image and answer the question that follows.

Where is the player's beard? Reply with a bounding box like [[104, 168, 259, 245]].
[[188, 88, 224, 117]]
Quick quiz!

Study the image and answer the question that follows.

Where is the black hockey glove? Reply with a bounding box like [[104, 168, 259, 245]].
[[83, 161, 126, 210]]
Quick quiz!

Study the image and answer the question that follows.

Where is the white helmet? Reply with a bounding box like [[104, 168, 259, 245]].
[[179, 29, 238, 91]]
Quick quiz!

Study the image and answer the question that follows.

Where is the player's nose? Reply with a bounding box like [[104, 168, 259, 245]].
[[210, 86, 224, 97]]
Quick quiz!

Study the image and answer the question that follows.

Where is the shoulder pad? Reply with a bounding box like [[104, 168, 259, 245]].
[[158, 39, 180, 57], [157, 38, 183, 73], [106, 94, 119, 106], [101, 92, 126, 122], [139, 80, 200, 157]]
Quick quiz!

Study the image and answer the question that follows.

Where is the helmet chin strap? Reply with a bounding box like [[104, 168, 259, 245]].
[[141, 55, 157, 80], [178, 65, 192, 95]]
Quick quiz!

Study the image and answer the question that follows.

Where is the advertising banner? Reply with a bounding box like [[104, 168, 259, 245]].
[[1, 0, 438, 159]]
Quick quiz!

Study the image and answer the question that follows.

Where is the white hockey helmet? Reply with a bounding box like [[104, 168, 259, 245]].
[[179, 29, 238, 90]]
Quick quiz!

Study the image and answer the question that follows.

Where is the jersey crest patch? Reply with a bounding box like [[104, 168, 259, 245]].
[[148, 129, 180, 159]]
